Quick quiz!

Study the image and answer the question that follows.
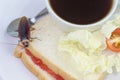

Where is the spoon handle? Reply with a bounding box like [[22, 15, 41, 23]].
[[29, 8, 48, 25], [35, 8, 48, 19]]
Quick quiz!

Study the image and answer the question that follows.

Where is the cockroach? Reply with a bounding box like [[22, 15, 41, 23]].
[[18, 16, 30, 47]]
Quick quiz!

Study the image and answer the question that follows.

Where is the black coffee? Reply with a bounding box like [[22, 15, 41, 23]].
[[50, 0, 113, 24]]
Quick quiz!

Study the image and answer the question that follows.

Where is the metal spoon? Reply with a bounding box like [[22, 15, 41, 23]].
[[7, 8, 48, 37]]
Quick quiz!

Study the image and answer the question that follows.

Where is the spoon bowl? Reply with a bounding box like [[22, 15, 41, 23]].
[[7, 18, 20, 37], [7, 8, 48, 37]]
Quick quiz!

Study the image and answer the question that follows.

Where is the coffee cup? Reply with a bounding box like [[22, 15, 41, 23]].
[[45, 0, 118, 31]]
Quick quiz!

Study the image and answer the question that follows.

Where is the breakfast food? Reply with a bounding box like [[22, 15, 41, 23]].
[[14, 14, 120, 80]]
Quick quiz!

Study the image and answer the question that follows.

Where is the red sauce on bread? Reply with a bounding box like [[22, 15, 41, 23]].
[[25, 49, 64, 80]]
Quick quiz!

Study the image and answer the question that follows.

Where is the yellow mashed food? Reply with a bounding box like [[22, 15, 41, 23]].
[[59, 14, 120, 74]]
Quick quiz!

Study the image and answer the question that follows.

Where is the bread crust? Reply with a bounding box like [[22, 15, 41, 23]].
[[22, 52, 47, 80], [14, 43, 106, 80], [14, 44, 55, 80], [27, 44, 77, 80]]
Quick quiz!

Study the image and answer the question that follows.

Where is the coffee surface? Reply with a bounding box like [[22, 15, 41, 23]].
[[50, 0, 113, 24]]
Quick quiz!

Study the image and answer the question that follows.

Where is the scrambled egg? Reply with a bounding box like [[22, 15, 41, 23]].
[[58, 14, 120, 74], [59, 30, 105, 55]]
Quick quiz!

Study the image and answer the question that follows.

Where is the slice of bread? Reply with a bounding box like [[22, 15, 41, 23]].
[[14, 15, 106, 80], [14, 45, 55, 80]]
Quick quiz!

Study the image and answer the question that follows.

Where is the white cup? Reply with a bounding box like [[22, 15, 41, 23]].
[[45, 0, 118, 31]]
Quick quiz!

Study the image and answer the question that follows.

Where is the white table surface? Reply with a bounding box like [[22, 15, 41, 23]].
[[0, 0, 120, 80], [0, 0, 45, 80]]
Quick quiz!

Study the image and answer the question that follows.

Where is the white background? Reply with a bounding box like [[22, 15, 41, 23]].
[[0, 0, 45, 80]]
